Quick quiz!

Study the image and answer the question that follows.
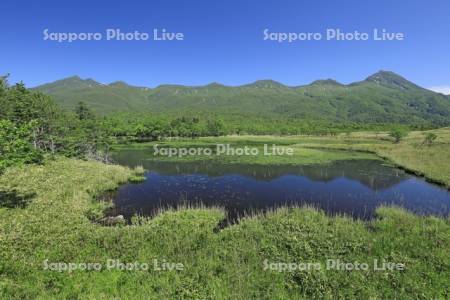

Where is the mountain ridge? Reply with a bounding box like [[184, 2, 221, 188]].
[[35, 70, 431, 90], [33, 71, 450, 126]]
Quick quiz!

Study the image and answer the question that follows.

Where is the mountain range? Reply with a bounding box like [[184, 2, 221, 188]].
[[34, 71, 450, 126]]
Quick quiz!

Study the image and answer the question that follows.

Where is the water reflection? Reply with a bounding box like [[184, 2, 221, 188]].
[[108, 149, 450, 222]]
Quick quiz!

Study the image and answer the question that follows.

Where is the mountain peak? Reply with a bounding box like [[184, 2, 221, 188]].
[[109, 81, 130, 87], [364, 71, 420, 90], [310, 79, 343, 86], [66, 75, 82, 80], [59, 75, 83, 83], [247, 80, 286, 88], [41, 76, 100, 89], [205, 82, 226, 88]]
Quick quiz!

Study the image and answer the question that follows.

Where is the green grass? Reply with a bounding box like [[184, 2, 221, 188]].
[[0, 157, 449, 298], [113, 141, 379, 166]]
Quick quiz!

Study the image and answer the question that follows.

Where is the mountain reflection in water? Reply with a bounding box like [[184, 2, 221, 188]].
[[107, 149, 450, 222]]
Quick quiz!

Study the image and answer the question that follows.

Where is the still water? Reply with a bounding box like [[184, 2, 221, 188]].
[[107, 148, 450, 222]]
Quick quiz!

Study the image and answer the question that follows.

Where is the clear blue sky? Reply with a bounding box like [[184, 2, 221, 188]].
[[1, 0, 449, 91]]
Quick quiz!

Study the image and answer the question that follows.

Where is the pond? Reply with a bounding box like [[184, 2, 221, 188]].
[[107, 147, 450, 223]]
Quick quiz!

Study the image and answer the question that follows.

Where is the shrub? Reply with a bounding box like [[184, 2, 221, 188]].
[[422, 132, 437, 146], [388, 128, 409, 143]]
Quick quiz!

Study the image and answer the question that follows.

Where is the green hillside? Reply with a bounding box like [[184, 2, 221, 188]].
[[34, 71, 450, 126]]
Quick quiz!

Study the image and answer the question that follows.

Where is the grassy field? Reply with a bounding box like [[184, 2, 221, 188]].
[[1, 129, 449, 298]]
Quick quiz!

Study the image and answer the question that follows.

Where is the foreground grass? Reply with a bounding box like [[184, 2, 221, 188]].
[[0, 158, 449, 298]]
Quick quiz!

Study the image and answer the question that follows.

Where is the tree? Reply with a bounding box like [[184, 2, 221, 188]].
[[422, 132, 437, 146], [389, 128, 408, 143], [75, 101, 95, 120], [0, 79, 63, 152], [0, 75, 10, 116], [0, 120, 43, 173], [206, 119, 225, 137]]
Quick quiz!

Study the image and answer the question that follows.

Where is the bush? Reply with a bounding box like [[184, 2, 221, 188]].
[[388, 128, 409, 143], [422, 132, 437, 146]]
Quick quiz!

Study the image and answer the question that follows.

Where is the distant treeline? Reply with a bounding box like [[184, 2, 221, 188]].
[[103, 112, 417, 139], [0, 77, 424, 172]]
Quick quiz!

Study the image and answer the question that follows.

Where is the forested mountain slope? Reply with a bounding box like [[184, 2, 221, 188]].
[[34, 71, 450, 126]]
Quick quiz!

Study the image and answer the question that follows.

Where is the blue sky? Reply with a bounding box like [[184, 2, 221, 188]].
[[0, 0, 449, 92]]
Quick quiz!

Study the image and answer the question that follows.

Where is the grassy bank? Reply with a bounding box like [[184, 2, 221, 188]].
[[0, 158, 449, 298]]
